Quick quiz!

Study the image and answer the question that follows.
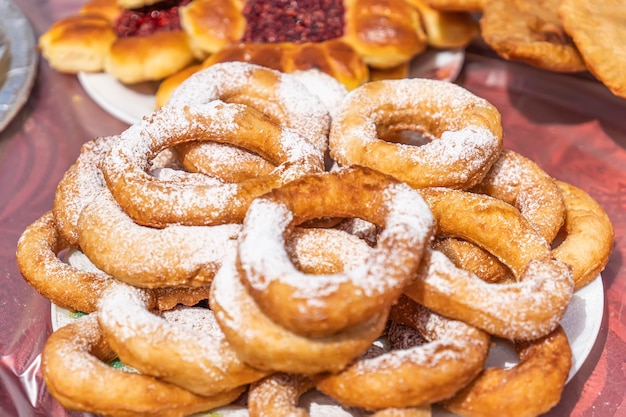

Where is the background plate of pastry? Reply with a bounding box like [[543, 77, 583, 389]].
[[78, 48, 466, 126]]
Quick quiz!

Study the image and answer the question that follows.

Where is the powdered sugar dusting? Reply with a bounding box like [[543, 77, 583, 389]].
[[98, 283, 233, 376], [419, 250, 574, 340], [238, 178, 433, 307], [167, 61, 331, 153], [78, 189, 240, 287], [291, 69, 348, 119], [329, 78, 502, 188], [101, 99, 323, 225]]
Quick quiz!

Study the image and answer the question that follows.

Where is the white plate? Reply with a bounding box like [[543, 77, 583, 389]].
[[51, 274, 604, 417], [77, 71, 158, 125], [0, 0, 38, 133], [77, 48, 466, 126]]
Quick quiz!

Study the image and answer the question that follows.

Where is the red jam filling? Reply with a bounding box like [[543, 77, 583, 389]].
[[242, 0, 345, 43], [115, 0, 191, 38]]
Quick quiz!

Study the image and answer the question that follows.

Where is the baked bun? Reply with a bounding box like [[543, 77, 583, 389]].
[[106, 30, 194, 84], [179, 0, 246, 59], [41, 0, 476, 90], [38, 15, 117, 73], [39, 0, 196, 83], [342, 0, 428, 68]]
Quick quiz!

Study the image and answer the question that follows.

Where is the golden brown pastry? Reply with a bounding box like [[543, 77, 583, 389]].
[[559, 0, 626, 98], [407, 0, 478, 49], [38, 14, 117, 73], [479, 0, 586, 72]]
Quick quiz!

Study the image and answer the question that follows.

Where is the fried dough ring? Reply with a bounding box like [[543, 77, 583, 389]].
[[77, 188, 241, 288], [52, 135, 188, 246], [553, 180, 614, 289], [53, 135, 117, 246], [442, 326, 572, 417], [65, 248, 214, 311], [101, 100, 324, 227], [329, 78, 503, 189], [16, 211, 111, 313], [98, 283, 269, 397], [313, 295, 490, 410], [167, 62, 331, 154], [176, 142, 276, 184], [42, 314, 243, 417], [405, 188, 574, 340], [15, 212, 213, 313], [471, 149, 566, 244], [210, 232, 388, 374], [238, 166, 434, 337], [175, 66, 348, 182]]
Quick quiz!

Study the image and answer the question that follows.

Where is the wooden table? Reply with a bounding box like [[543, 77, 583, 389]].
[[1, 0, 625, 415]]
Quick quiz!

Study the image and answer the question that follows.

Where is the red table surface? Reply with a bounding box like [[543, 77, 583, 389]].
[[1, 1, 625, 416]]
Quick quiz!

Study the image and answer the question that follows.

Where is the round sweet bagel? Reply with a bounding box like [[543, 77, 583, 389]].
[[248, 373, 314, 417], [553, 180, 614, 289], [16, 211, 111, 314], [98, 283, 270, 397], [237, 166, 434, 337], [41, 314, 243, 417], [210, 225, 389, 374], [167, 62, 331, 154], [101, 99, 324, 227], [471, 149, 566, 244], [15, 211, 214, 313], [77, 188, 241, 288], [442, 326, 572, 417], [405, 187, 574, 340], [329, 78, 503, 190], [53, 135, 118, 247], [313, 295, 490, 410]]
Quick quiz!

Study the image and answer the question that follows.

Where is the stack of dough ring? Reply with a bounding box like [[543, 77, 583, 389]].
[[15, 62, 614, 417]]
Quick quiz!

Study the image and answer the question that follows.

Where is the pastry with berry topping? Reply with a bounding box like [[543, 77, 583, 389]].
[[39, 0, 195, 83]]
